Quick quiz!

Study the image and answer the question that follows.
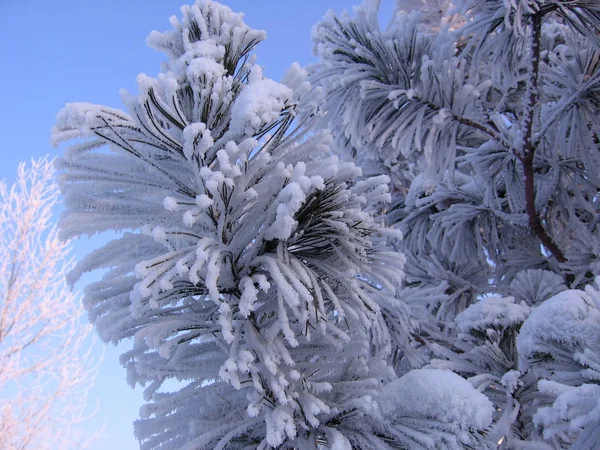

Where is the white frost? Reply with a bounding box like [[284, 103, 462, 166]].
[[229, 67, 293, 137]]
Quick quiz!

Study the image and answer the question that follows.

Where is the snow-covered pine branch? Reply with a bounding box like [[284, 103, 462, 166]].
[[309, 0, 600, 447], [310, 0, 600, 306], [51, 1, 436, 448], [517, 281, 600, 448]]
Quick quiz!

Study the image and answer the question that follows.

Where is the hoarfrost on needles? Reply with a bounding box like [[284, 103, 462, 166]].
[[52, 0, 600, 447], [52, 1, 414, 448]]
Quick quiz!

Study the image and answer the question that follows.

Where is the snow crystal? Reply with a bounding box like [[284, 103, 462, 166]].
[[239, 276, 258, 317], [182, 210, 197, 227], [163, 196, 179, 211], [265, 407, 296, 447], [379, 368, 494, 430], [187, 39, 226, 60], [237, 350, 255, 373], [186, 57, 225, 83], [151, 226, 167, 243], [200, 166, 229, 192], [280, 62, 311, 98], [500, 370, 522, 393], [183, 122, 213, 160], [325, 427, 352, 450], [216, 149, 242, 177], [218, 301, 234, 343], [175, 258, 189, 276], [254, 274, 270, 292], [229, 67, 293, 137], [195, 194, 213, 208], [432, 108, 451, 125], [404, 173, 437, 207], [264, 182, 306, 241], [219, 358, 241, 389]]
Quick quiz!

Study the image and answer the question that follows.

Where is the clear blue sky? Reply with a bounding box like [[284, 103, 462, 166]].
[[0, 1, 392, 448]]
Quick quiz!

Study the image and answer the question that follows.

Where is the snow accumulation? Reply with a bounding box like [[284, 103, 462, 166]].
[[454, 295, 530, 333], [517, 289, 600, 368], [229, 66, 293, 137], [379, 368, 494, 430]]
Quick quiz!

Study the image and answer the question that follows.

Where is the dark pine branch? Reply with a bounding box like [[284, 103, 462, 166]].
[[522, 13, 566, 263]]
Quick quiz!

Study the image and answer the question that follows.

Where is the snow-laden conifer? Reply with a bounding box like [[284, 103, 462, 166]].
[[310, 0, 600, 446], [51, 1, 427, 448], [311, 0, 600, 311]]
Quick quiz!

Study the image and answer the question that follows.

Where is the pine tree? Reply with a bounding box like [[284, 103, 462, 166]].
[[312, 0, 600, 303], [52, 1, 497, 448], [310, 0, 600, 447]]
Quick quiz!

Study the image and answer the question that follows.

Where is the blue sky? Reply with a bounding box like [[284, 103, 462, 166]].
[[0, 0, 393, 448]]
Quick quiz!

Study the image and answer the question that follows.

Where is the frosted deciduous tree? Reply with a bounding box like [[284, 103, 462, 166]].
[[0, 158, 99, 449], [52, 1, 495, 448]]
